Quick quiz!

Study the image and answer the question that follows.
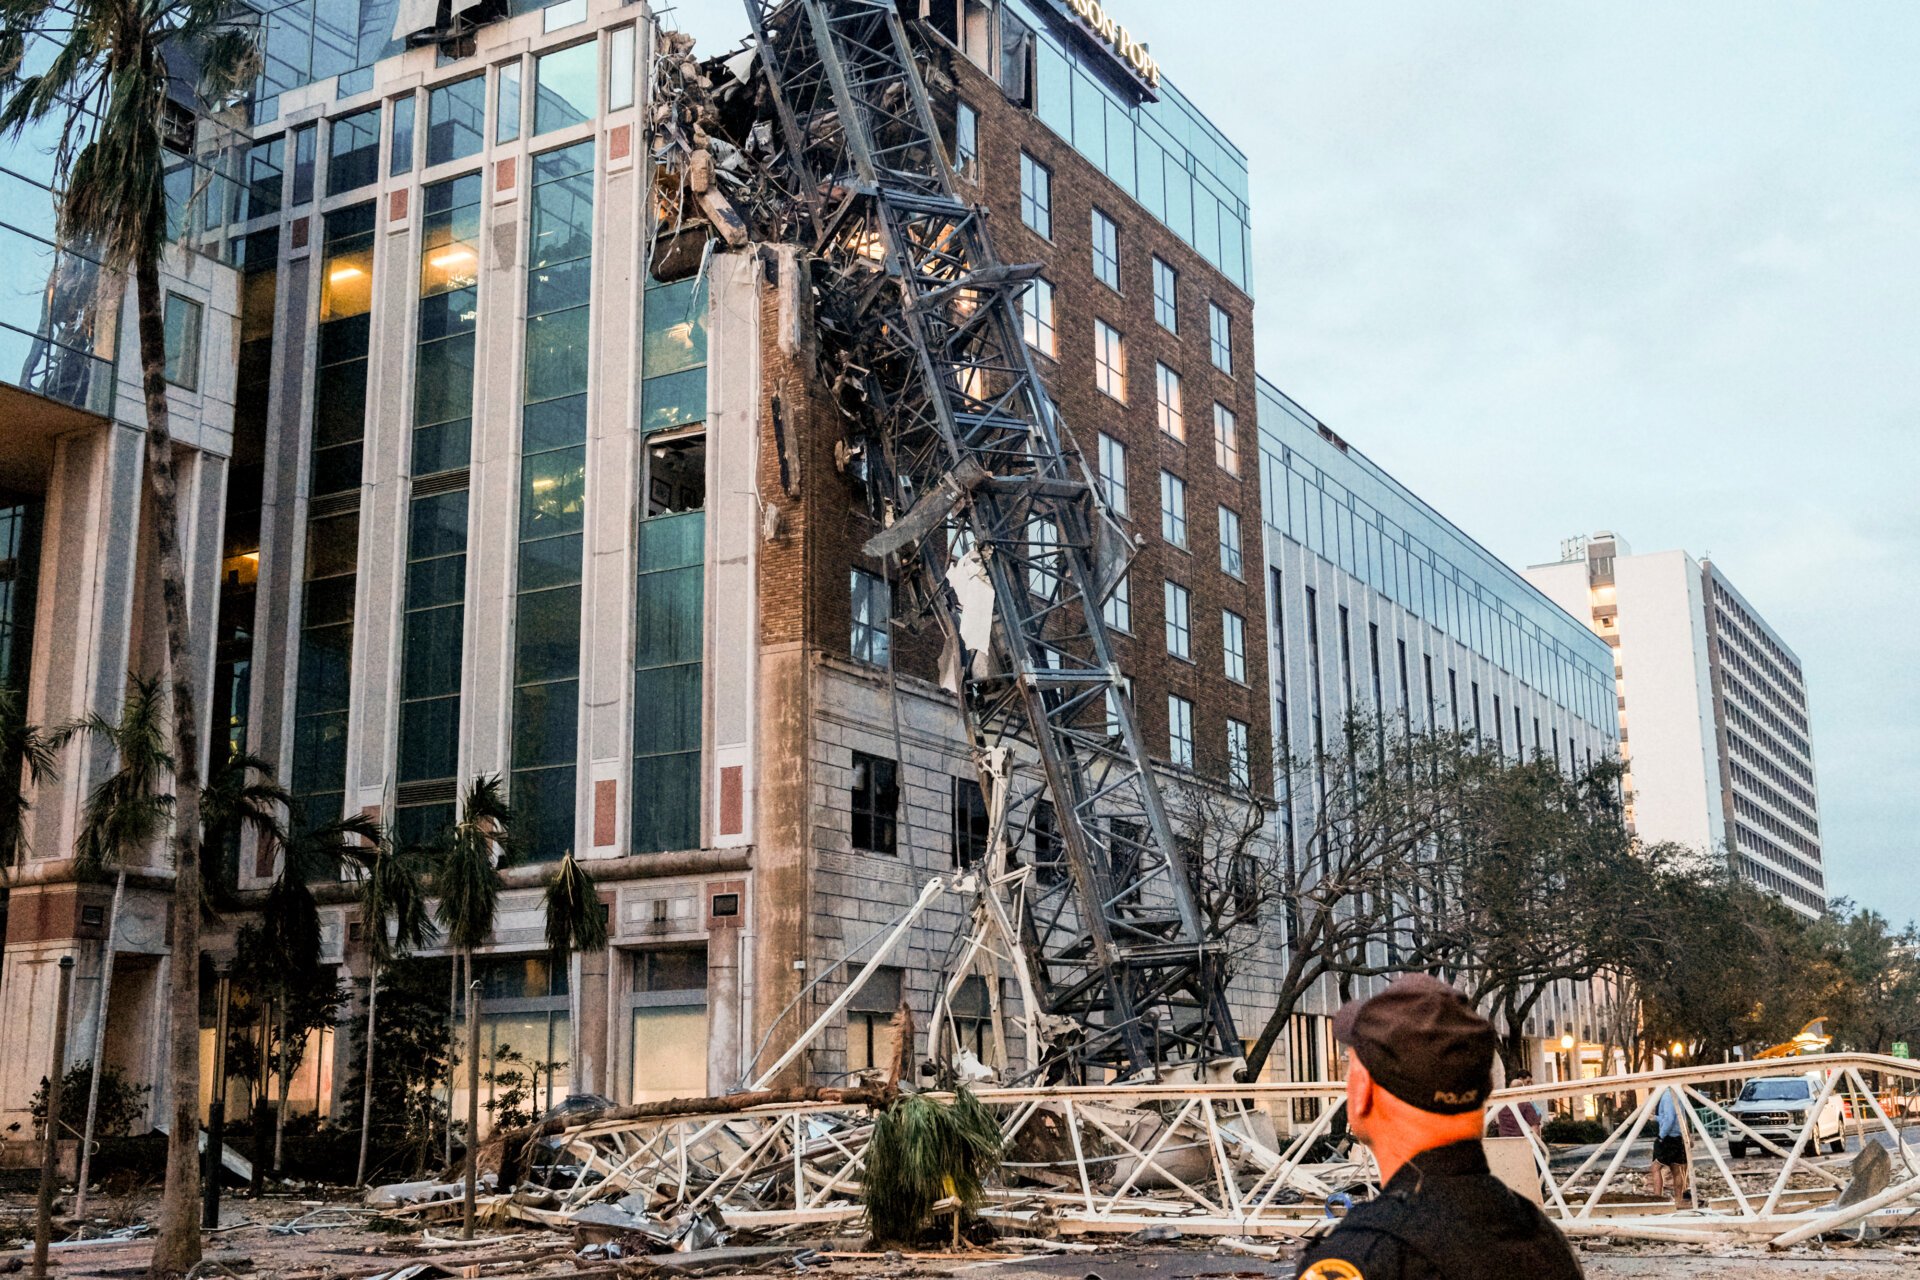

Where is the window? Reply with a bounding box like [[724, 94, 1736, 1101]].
[[1213, 402, 1239, 475], [496, 60, 522, 143], [608, 25, 637, 111], [1164, 581, 1191, 659], [389, 94, 416, 175], [327, 106, 381, 195], [1096, 432, 1127, 516], [428, 76, 486, 166], [1025, 518, 1059, 601], [1226, 718, 1251, 788], [1154, 363, 1184, 440], [535, 42, 598, 134], [847, 965, 903, 1073], [850, 751, 898, 855], [1152, 256, 1178, 331], [1168, 694, 1195, 767], [1159, 470, 1187, 548], [543, 0, 587, 30], [1094, 320, 1126, 400], [1021, 277, 1056, 356], [953, 100, 978, 178], [1091, 208, 1120, 289], [290, 122, 316, 204], [1208, 301, 1233, 374], [1103, 571, 1131, 632], [630, 947, 708, 1103], [851, 568, 890, 665], [1019, 151, 1051, 237], [1223, 609, 1247, 682], [952, 777, 989, 867], [162, 294, 203, 389], [1218, 505, 1242, 577], [1105, 677, 1133, 736]]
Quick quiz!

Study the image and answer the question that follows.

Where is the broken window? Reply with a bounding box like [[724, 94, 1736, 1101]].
[[851, 751, 899, 856], [645, 432, 706, 516], [951, 776, 990, 867], [960, 0, 992, 70], [847, 965, 905, 1074], [998, 7, 1034, 106], [953, 99, 979, 178]]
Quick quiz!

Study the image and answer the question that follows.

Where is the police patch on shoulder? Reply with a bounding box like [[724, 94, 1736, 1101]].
[[1299, 1262, 1364, 1280]]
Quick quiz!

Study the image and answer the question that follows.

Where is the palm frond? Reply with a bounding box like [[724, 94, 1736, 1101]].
[[543, 851, 608, 958], [862, 1087, 1003, 1243], [434, 775, 515, 952]]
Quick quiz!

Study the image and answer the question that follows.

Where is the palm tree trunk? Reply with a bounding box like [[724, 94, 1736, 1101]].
[[136, 250, 207, 1280], [462, 954, 479, 1239], [355, 960, 380, 1186], [73, 867, 126, 1220]]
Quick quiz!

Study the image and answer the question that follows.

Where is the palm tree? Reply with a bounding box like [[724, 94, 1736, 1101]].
[[433, 776, 515, 1238], [340, 826, 430, 1186], [200, 751, 287, 909], [253, 811, 378, 1175], [56, 675, 173, 1220], [0, 684, 60, 871], [0, 5, 259, 1272]]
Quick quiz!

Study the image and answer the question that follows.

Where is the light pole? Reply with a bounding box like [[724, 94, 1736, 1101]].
[[202, 960, 233, 1229], [1559, 1032, 1576, 1115], [33, 955, 76, 1280]]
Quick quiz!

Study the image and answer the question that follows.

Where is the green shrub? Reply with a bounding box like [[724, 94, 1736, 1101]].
[[1541, 1116, 1608, 1145], [29, 1062, 150, 1138]]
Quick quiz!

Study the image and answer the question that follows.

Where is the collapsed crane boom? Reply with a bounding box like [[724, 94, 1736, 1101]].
[[738, 0, 1239, 1079]]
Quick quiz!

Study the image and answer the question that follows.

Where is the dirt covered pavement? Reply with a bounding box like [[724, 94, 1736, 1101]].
[[7, 1193, 1920, 1279]]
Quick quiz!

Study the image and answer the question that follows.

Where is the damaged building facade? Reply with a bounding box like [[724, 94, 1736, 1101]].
[[1, 0, 1619, 1142]]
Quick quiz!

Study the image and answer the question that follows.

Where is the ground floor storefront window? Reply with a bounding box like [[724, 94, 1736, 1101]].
[[630, 946, 708, 1102]]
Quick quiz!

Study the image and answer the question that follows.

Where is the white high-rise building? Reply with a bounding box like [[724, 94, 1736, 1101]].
[[1524, 534, 1826, 917]]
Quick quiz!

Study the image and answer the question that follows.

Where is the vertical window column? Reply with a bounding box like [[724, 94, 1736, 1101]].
[[633, 269, 709, 853], [290, 203, 375, 832], [512, 141, 595, 861], [395, 172, 481, 848]]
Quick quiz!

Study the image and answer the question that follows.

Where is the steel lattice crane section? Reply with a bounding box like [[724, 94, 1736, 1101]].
[[739, 0, 1239, 1079]]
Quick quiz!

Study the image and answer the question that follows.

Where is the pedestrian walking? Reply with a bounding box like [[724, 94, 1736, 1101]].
[[1296, 974, 1584, 1280], [1649, 1089, 1691, 1209]]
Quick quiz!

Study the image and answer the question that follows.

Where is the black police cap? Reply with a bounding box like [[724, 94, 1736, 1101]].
[[1332, 973, 1497, 1116]]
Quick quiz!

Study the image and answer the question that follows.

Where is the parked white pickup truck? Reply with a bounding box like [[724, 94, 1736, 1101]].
[[1726, 1073, 1846, 1156]]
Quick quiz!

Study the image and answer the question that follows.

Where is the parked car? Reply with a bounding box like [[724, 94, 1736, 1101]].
[[1726, 1073, 1845, 1156]]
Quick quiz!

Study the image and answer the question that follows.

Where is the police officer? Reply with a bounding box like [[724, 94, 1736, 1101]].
[[1296, 974, 1584, 1280]]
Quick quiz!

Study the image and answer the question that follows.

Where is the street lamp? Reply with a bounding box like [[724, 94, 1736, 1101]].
[[1559, 1032, 1576, 1110], [203, 959, 233, 1229]]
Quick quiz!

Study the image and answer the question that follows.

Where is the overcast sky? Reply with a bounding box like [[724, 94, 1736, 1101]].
[[666, 0, 1918, 922]]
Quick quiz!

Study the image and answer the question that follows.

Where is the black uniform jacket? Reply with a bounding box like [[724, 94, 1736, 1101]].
[[1295, 1139, 1584, 1280]]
